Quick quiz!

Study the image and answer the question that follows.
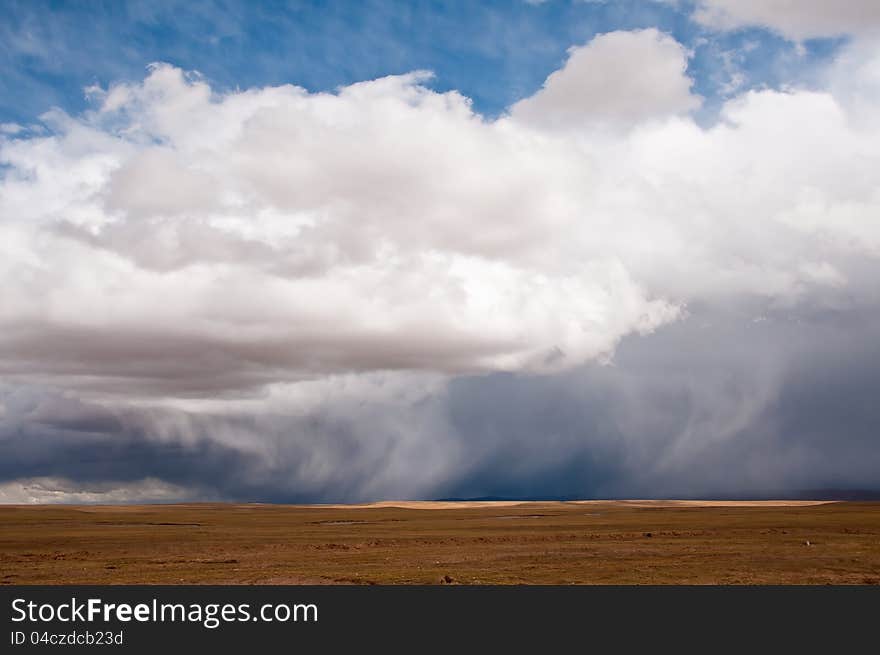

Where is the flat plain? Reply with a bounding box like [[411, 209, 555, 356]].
[[1, 501, 878, 584]]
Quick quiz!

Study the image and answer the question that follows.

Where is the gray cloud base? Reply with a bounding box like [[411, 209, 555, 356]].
[[2, 300, 878, 502]]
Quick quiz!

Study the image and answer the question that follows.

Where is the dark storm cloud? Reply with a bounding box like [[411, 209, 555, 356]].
[[2, 299, 878, 502], [441, 299, 880, 499], [0, 386, 402, 503]]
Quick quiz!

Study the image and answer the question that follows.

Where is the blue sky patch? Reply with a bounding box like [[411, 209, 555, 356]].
[[0, 0, 847, 126]]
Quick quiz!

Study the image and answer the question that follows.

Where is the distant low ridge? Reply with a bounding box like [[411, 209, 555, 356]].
[[435, 490, 880, 502]]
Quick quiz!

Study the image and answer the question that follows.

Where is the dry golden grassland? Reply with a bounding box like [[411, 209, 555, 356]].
[[1, 501, 878, 584]]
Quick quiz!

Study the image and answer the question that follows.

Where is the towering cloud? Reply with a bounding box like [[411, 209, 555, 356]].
[[0, 64, 680, 393], [2, 23, 880, 502]]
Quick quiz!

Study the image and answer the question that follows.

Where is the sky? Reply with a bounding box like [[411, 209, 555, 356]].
[[1, 0, 879, 503]]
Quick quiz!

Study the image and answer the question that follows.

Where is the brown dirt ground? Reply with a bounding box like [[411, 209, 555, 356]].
[[1, 501, 878, 585]]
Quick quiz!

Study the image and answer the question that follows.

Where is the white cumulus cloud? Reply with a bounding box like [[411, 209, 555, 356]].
[[1, 31, 879, 403], [510, 29, 701, 130]]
